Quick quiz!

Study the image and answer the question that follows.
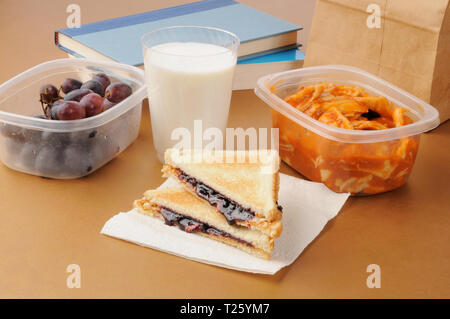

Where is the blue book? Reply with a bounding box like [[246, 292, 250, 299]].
[[238, 47, 305, 64], [55, 0, 301, 67]]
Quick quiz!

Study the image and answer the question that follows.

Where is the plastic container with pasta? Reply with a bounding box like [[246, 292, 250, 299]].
[[255, 65, 440, 195]]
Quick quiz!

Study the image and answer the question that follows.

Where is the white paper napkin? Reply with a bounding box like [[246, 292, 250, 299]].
[[101, 173, 349, 275]]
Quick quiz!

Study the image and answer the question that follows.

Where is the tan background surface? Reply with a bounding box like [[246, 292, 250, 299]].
[[0, 0, 449, 298]]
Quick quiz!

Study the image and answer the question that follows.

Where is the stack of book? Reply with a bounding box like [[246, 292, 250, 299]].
[[55, 0, 304, 90]]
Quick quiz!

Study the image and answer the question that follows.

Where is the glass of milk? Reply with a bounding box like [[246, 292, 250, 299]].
[[141, 26, 240, 162]]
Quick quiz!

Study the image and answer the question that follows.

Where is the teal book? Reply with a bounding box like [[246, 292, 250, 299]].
[[238, 48, 305, 64], [55, 0, 301, 66]]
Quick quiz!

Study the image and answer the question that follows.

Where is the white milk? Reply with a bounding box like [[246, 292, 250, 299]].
[[144, 42, 236, 162]]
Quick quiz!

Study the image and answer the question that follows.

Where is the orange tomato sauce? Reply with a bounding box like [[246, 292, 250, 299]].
[[276, 83, 418, 195]]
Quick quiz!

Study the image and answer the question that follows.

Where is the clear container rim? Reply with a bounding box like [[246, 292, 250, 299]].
[[255, 64, 440, 143], [0, 58, 147, 132]]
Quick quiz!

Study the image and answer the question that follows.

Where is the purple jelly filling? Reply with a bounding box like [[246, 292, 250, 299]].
[[159, 206, 253, 247], [175, 169, 256, 224]]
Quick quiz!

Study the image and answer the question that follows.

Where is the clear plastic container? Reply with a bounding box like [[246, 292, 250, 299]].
[[0, 58, 146, 179], [255, 65, 440, 195]]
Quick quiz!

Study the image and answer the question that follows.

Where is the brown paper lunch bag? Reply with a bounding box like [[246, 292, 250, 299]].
[[304, 0, 450, 123]]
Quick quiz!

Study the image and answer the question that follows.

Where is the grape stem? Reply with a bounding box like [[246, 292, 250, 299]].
[[39, 93, 47, 116]]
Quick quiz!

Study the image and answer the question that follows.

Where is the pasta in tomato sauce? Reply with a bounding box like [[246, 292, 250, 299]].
[[276, 83, 418, 195]]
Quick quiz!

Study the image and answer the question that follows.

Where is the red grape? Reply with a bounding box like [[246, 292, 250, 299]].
[[40, 84, 59, 104], [61, 78, 82, 94], [80, 93, 103, 117], [105, 82, 132, 103], [101, 98, 116, 111], [52, 101, 86, 120], [64, 88, 93, 102], [93, 73, 111, 91], [81, 80, 104, 96]]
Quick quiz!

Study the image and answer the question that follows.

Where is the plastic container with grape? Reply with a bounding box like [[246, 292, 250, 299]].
[[255, 65, 440, 195], [0, 58, 146, 179]]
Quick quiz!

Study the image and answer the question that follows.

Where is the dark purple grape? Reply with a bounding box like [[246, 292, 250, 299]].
[[39, 84, 60, 104], [92, 73, 111, 91], [102, 136, 120, 158], [62, 144, 94, 175], [23, 127, 43, 144], [35, 145, 62, 176], [81, 80, 104, 96], [105, 82, 132, 103], [61, 78, 82, 94], [0, 123, 24, 142], [50, 104, 60, 120], [41, 131, 71, 147], [52, 101, 86, 120], [19, 142, 39, 168], [4, 138, 23, 160], [64, 88, 93, 102], [101, 98, 116, 111], [80, 93, 103, 118]]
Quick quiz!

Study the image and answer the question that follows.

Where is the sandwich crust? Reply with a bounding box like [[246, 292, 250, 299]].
[[136, 187, 275, 254]]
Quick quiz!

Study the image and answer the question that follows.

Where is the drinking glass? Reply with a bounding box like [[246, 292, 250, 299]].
[[141, 26, 240, 162]]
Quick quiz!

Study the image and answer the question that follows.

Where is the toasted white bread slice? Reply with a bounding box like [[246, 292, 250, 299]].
[[134, 187, 274, 259], [164, 149, 283, 223], [162, 164, 282, 238]]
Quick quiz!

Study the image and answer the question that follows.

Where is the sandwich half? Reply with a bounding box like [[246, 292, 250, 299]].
[[162, 149, 283, 238], [134, 187, 273, 259]]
